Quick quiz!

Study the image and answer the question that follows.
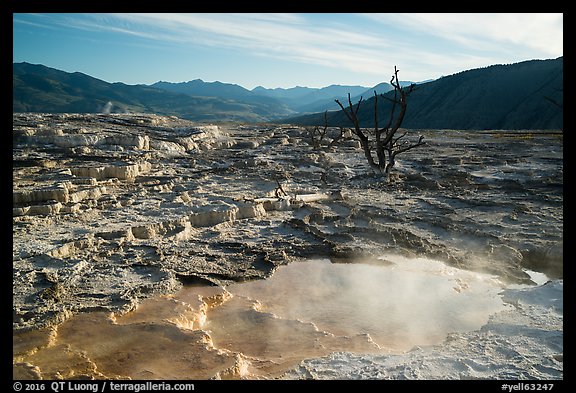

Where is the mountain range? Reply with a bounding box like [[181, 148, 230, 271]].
[[285, 58, 563, 130], [13, 57, 563, 130], [13, 62, 294, 122], [152, 80, 374, 113]]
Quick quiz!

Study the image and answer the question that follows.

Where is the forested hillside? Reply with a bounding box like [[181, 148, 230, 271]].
[[284, 58, 563, 130]]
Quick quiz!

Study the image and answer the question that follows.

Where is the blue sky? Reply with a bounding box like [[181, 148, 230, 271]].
[[13, 13, 563, 89]]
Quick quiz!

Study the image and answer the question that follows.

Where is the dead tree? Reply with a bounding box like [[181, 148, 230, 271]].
[[335, 66, 424, 179], [307, 111, 346, 151], [307, 111, 329, 150]]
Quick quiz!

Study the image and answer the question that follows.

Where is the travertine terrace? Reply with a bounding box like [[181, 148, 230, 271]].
[[13, 113, 563, 331], [13, 113, 563, 379]]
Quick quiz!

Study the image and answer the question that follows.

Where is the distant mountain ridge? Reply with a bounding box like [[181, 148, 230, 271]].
[[250, 82, 419, 113], [151, 79, 285, 107], [13, 62, 295, 122], [301, 82, 396, 114], [150, 79, 293, 117], [252, 84, 367, 112], [12, 62, 375, 121], [283, 57, 563, 130], [152, 80, 374, 113], [13, 58, 563, 129]]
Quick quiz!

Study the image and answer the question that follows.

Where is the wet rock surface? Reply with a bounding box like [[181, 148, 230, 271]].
[[281, 279, 563, 380], [13, 113, 563, 336]]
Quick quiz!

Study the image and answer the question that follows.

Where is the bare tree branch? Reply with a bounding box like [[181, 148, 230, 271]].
[[334, 66, 425, 180], [391, 135, 425, 158], [336, 94, 377, 170]]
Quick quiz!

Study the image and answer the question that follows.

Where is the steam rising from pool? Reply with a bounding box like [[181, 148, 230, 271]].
[[219, 256, 507, 352], [13, 256, 511, 379]]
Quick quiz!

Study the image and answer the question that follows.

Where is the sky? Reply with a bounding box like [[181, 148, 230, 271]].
[[12, 13, 563, 90]]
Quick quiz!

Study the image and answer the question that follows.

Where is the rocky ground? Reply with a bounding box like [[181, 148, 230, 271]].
[[13, 113, 563, 332], [13, 113, 563, 380]]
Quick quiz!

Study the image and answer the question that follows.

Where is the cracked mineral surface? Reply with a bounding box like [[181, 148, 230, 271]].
[[13, 113, 563, 380]]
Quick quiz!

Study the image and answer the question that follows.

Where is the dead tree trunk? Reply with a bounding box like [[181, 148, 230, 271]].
[[307, 111, 346, 151], [306, 111, 328, 150], [335, 66, 424, 180]]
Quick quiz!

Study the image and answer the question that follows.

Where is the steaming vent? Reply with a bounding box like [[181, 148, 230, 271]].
[[101, 101, 113, 114]]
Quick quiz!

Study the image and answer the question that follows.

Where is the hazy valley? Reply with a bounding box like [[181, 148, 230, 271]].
[[13, 57, 562, 130]]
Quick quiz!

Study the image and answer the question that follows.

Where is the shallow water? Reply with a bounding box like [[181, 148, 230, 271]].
[[221, 257, 508, 351], [14, 256, 512, 379]]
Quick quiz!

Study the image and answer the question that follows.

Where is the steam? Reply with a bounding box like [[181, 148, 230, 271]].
[[226, 256, 507, 351], [15, 256, 509, 379], [101, 101, 113, 114]]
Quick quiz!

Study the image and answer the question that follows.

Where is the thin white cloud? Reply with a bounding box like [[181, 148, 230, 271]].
[[362, 13, 563, 57], [21, 13, 562, 84], [55, 13, 396, 77], [114, 13, 390, 50], [13, 14, 69, 31]]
